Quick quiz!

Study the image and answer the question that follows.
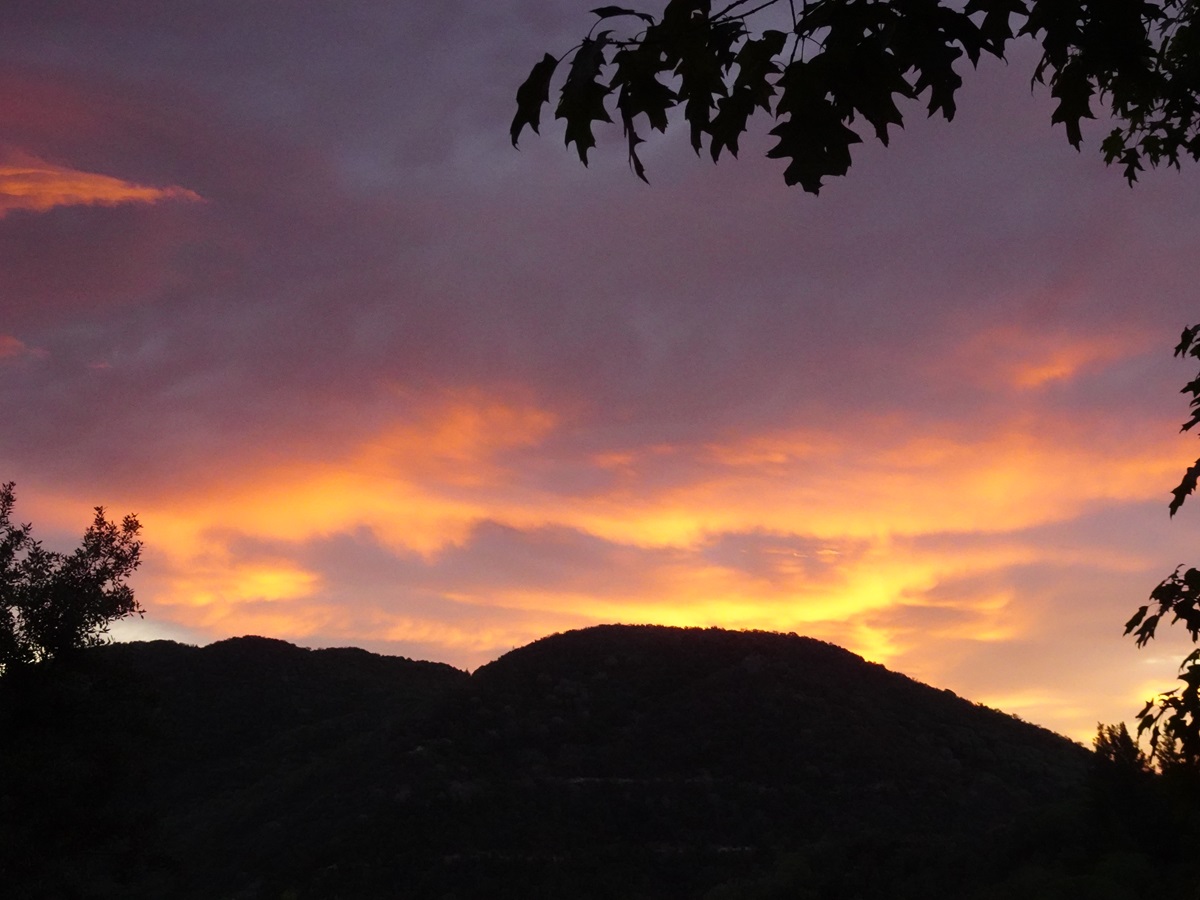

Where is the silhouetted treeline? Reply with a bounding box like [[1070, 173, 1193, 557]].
[[1, 625, 1196, 898]]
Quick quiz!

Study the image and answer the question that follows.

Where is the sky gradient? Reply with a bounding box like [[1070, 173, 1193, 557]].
[[4, 1, 1200, 743]]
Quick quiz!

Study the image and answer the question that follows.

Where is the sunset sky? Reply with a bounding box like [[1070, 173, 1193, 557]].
[[4, 1, 1200, 743]]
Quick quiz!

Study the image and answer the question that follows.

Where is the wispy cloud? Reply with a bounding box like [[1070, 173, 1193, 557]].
[[0, 148, 201, 217], [0, 335, 28, 359], [0, 334, 45, 363]]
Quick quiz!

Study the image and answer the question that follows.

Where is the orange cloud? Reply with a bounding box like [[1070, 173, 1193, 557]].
[[0, 149, 202, 217], [937, 323, 1142, 391], [561, 420, 1178, 548], [358, 389, 558, 487], [139, 391, 559, 560], [120, 389, 1179, 614]]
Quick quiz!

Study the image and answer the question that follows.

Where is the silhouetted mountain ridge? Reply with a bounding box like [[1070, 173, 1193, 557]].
[[1, 624, 1189, 899], [467, 625, 1080, 784]]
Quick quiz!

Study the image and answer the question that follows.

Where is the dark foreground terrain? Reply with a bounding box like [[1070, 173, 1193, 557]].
[[1, 625, 1196, 899]]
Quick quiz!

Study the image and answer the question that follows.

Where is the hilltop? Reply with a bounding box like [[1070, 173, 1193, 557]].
[[0, 625, 1190, 898]]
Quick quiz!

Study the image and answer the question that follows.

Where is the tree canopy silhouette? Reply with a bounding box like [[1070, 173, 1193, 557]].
[[513, 0, 1200, 192], [1124, 329, 1200, 772], [0, 482, 143, 675]]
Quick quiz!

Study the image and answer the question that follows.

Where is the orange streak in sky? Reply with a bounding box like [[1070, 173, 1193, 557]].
[[0, 150, 202, 216], [938, 323, 1140, 391], [121, 391, 1181, 608]]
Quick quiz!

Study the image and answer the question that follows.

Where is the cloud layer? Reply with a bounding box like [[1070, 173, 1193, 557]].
[[4, 1, 1200, 742]]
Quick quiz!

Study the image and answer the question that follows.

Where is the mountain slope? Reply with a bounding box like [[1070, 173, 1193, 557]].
[[416, 625, 1092, 897], [0, 624, 1176, 899]]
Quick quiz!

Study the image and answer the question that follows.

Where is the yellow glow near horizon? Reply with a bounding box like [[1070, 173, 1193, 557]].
[[160, 560, 320, 609], [105, 379, 1183, 588], [121, 388, 1181, 635]]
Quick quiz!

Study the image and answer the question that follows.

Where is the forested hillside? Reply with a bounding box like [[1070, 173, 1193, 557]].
[[1, 626, 1194, 898]]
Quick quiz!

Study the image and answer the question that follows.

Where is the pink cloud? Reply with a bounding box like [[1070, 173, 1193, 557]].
[[0, 335, 26, 359], [0, 334, 46, 363]]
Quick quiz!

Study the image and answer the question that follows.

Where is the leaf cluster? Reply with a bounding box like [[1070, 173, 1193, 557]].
[[1130, 642, 1200, 771], [0, 482, 143, 676], [514, 0, 1200, 191], [1167, 323, 1200, 515], [1099, 0, 1200, 183], [1128, 604, 1200, 770], [1125, 325, 1200, 773]]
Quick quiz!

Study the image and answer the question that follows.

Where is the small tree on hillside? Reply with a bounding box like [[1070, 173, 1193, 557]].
[[0, 482, 143, 676], [1094, 722, 1150, 772]]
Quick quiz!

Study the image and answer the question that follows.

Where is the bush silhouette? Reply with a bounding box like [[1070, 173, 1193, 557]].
[[0, 481, 143, 675]]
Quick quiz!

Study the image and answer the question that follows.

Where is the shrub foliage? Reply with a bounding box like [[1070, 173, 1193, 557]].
[[0, 482, 143, 675]]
